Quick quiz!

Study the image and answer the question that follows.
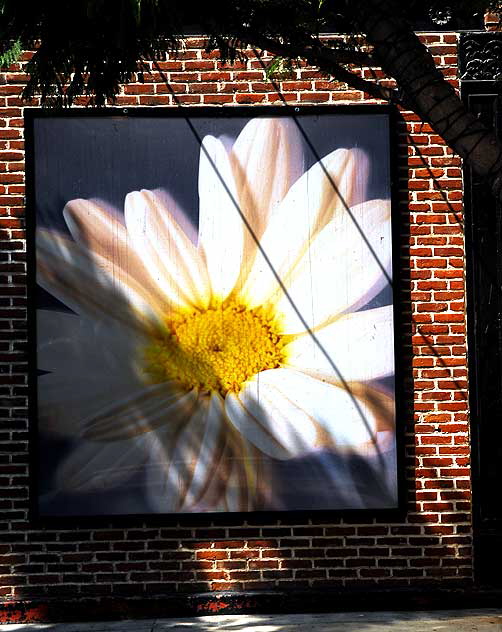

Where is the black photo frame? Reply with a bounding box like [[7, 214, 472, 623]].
[[25, 105, 404, 522]]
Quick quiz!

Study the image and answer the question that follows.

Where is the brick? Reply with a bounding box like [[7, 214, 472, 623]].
[[203, 94, 234, 104], [196, 550, 229, 560], [235, 93, 266, 104]]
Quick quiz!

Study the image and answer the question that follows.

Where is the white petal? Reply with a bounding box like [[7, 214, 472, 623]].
[[37, 310, 190, 439], [287, 146, 369, 237], [238, 148, 369, 308], [285, 305, 395, 383], [273, 199, 392, 334], [38, 372, 132, 438], [38, 376, 188, 441], [177, 393, 225, 509], [177, 439, 235, 513], [225, 368, 379, 459], [37, 229, 158, 330], [145, 394, 225, 511], [81, 384, 197, 441], [124, 190, 210, 310], [230, 117, 304, 238], [223, 461, 244, 512], [63, 198, 167, 314], [56, 435, 152, 492], [37, 309, 147, 376], [198, 136, 244, 302]]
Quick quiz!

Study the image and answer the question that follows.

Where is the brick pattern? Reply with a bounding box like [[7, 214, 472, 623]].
[[0, 33, 471, 602]]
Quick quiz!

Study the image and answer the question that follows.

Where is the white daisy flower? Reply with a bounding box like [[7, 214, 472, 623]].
[[36, 117, 395, 513]]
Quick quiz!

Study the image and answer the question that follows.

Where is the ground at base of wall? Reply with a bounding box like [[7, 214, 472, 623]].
[[2, 588, 502, 624], [2, 609, 502, 631]]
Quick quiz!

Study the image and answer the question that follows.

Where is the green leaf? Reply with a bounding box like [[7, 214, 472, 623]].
[[265, 55, 295, 79], [0, 39, 21, 69]]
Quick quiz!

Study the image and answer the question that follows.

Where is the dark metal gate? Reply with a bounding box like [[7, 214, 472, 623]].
[[460, 32, 502, 585]]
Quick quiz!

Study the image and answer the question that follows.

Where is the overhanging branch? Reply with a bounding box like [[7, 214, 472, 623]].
[[238, 30, 400, 103]]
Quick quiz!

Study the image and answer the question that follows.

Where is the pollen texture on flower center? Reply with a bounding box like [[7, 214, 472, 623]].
[[144, 303, 285, 395]]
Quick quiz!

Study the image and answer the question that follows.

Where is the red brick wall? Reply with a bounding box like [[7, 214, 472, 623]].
[[0, 33, 471, 605]]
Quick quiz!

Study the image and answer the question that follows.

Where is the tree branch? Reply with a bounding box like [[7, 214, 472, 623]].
[[238, 30, 398, 102], [352, 0, 502, 200]]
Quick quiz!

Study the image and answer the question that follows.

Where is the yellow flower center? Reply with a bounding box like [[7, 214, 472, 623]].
[[144, 302, 285, 396]]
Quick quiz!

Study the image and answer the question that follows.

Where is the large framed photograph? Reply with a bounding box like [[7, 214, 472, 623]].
[[27, 106, 399, 517]]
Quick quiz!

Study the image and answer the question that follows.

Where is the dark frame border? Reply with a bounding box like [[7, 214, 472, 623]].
[[25, 104, 406, 526]]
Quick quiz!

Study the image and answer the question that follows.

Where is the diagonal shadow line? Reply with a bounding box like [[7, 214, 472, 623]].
[[414, 88, 495, 153], [251, 49, 393, 287], [407, 139, 464, 228], [405, 140, 468, 396], [152, 60, 389, 469], [412, 325, 468, 402]]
